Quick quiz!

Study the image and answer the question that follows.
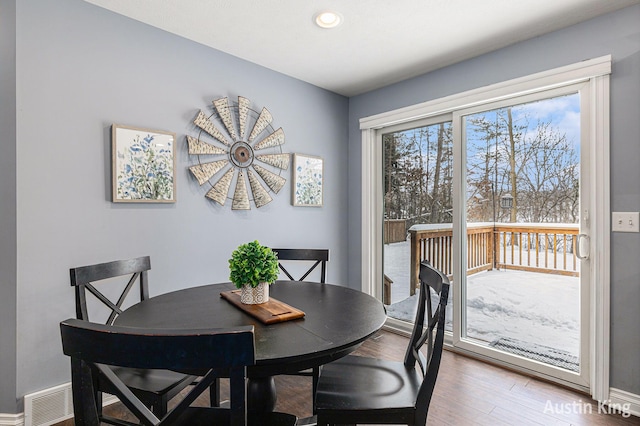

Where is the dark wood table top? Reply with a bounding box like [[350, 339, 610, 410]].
[[115, 281, 387, 377]]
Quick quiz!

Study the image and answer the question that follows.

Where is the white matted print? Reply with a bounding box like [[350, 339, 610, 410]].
[[292, 154, 323, 207], [112, 124, 176, 203]]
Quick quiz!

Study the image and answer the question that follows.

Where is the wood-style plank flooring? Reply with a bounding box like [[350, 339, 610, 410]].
[[54, 330, 640, 425]]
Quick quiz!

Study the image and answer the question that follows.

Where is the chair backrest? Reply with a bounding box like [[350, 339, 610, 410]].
[[70, 256, 151, 325], [404, 260, 450, 425], [271, 248, 329, 283], [60, 318, 255, 425]]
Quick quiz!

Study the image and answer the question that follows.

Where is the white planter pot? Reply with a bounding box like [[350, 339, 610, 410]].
[[240, 282, 269, 304]]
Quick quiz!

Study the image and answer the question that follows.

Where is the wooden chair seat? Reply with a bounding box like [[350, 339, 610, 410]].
[[315, 355, 422, 417]]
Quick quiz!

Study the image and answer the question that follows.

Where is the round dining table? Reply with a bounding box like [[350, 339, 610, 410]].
[[115, 280, 387, 412]]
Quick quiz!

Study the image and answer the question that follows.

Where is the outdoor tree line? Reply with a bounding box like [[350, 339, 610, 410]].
[[383, 122, 453, 229], [384, 97, 580, 230]]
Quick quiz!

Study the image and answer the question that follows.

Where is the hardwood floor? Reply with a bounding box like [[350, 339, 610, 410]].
[[54, 330, 639, 425]]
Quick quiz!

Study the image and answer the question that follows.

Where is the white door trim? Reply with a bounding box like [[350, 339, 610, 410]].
[[589, 73, 611, 402]]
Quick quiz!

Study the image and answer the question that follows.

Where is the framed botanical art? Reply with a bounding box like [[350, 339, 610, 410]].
[[112, 124, 176, 203], [292, 153, 323, 207]]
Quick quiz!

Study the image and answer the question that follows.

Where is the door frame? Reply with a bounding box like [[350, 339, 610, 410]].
[[360, 56, 611, 400]]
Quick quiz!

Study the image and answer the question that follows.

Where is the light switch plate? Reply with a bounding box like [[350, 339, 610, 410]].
[[612, 212, 640, 232]]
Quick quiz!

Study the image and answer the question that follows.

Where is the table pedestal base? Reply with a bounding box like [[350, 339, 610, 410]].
[[247, 376, 277, 413]]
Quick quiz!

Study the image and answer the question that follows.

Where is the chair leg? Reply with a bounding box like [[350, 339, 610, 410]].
[[154, 396, 168, 418], [209, 378, 221, 407], [95, 390, 103, 419], [312, 366, 320, 414], [71, 359, 101, 426]]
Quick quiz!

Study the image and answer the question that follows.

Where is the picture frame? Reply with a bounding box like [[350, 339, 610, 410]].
[[112, 124, 177, 203], [292, 153, 323, 207]]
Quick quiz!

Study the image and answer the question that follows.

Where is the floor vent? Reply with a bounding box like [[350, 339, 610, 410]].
[[23, 383, 73, 426], [23, 383, 117, 426]]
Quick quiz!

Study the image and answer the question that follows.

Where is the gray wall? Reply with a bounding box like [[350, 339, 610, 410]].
[[347, 5, 640, 394], [0, 0, 18, 415], [4, 0, 348, 413]]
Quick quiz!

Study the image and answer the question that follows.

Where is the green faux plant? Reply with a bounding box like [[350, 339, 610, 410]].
[[228, 240, 279, 289]]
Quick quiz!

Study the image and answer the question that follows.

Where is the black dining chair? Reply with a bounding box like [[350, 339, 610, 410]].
[[271, 248, 329, 283], [314, 261, 450, 426], [69, 256, 217, 423], [60, 319, 297, 426], [270, 248, 329, 412]]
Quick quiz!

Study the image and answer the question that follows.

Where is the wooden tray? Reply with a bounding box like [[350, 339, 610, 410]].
[[220, 290, 305, 324]]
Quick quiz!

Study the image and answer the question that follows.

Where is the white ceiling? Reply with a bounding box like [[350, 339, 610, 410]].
[[84, 0, 639, 97]]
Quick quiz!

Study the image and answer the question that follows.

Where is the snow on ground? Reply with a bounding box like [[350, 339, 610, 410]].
[[383, 239, 579, 357]]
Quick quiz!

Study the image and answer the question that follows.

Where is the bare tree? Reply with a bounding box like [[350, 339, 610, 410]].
[[384, 97, 578, 232], [516, 121, 579, 223], [466, 105, 578, 224], [383, 123, 453, 228]]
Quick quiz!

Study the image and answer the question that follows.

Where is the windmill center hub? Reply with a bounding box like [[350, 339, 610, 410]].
[[230, 141, 254, 168]]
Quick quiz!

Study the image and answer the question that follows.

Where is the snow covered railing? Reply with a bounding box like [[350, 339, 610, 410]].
[[408, 222, 580, 296]]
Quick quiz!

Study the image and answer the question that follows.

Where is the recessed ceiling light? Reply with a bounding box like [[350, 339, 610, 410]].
[[314, 11, 343, 29]]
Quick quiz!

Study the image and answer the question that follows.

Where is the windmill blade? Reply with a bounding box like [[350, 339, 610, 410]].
[[253, 128, 285, 151], [238, 96, 251, 140], [189, 160, 229, 185], [232, 171, 250, 210], [256, 154, 290, 170], [205, 168, 234, 206], [248, 107, 273, 142], [213, 97, 238, 140], [248, 170, 273, 208], [187, 135, 227, 155], [194, 110, 231, 146], [252, 164, 286, 194]]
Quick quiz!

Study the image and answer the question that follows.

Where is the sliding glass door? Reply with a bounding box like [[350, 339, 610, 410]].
[[365, 57, 610, 396], [380, 83, 592, 388], [454, 85, 590, 387]]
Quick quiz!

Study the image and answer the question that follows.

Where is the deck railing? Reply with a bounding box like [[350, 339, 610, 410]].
[[384, 219, 407, 244], [407, 222, 579, 295]]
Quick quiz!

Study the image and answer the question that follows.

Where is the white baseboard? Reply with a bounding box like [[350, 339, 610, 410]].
[[609, 387, 640, 418], [0, 413, 23, 426], [0, 416, 22, 426]]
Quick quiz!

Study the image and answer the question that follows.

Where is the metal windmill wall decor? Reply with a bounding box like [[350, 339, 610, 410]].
[[187, 96, 289, 209]]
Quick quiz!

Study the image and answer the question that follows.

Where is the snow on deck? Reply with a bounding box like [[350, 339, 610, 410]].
[[384, 239, 579, 358]]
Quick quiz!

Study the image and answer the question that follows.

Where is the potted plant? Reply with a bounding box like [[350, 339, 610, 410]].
[[229, 240, 279, 304]]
